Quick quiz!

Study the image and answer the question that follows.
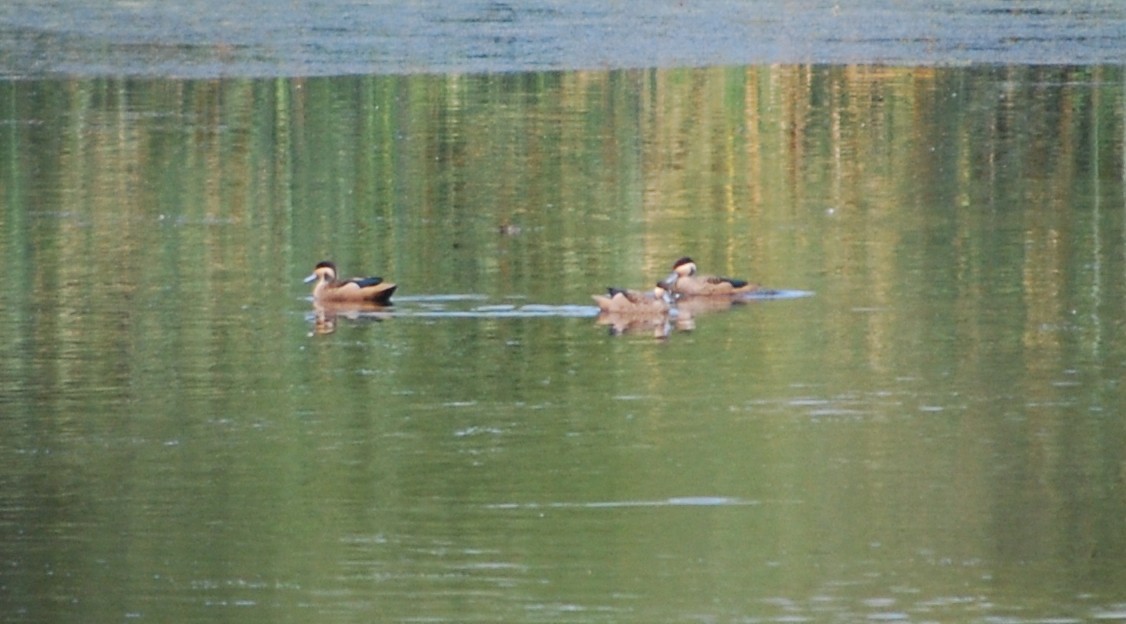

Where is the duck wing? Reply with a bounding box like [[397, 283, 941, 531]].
[[705, 276, 748, 288], [611, 288, 649, 304], [349, 276, 385, 288]]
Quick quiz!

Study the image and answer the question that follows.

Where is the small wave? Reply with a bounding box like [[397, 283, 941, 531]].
[[743, 289, 815, 300], [393, 294, 491, 303], [397, 304, 600, 318], [486, 496, 759, 510]]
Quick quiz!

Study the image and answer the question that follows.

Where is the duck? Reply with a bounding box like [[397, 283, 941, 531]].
[[304, 261, 397, 304], [658, 257, 758, 296], [592, 285, 672, 314]]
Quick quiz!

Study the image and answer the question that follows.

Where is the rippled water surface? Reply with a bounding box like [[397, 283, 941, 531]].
[[2, 5, 1126, 623], [2, 0, 1125, 76]]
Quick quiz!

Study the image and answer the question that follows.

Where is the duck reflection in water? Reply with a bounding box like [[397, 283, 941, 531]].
[[666, 295, 743, 331], [311, 301, 392, 335], [596, 312, 674, 338]]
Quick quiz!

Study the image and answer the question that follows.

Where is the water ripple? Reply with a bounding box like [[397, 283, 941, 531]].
[[486, 496, 762, 510]]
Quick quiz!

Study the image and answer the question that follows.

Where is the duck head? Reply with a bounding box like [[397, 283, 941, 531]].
[[304, 261, 338, 284], [659, 256, 697, 290]]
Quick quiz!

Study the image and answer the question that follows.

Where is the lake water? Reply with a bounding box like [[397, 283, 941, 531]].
[[2, 0, 1126, 75], [2, 4, 1126, 624]]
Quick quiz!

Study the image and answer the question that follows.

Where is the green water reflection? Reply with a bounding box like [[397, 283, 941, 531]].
[[2, 66, 1125, 623]]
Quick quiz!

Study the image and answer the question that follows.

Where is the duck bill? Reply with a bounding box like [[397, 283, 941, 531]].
[[658, 271, 679, 291], [303, 273, 319, 283]]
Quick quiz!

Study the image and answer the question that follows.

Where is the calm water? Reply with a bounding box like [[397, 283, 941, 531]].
[[2, 0, 1126, 76], [3, 17, 1126, 624]]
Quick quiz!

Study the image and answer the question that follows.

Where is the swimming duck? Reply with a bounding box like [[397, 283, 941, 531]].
[[304, 261, 397, 304], [659, 257, 758, 296], [592, 285, 672, 314]]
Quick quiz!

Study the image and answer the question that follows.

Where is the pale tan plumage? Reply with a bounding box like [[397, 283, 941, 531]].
[[592, 285, 672, 314], [659, 257, 759, 296], [304, 261, 397, 304]]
